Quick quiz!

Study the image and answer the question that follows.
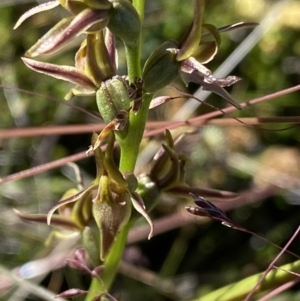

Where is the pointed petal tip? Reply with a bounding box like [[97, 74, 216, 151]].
[[14, 0, 59, 30], [148, 229, 154, 240]]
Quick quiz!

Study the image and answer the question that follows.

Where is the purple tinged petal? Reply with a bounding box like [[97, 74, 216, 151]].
[[26, 8, 108, 57], [201, 79, 242, 109], [149, 96, 174, 109], [74, 248, 86, 263], [185, 206, 209, 217], [26, 17, 73, 57], [131, 192, 154, 239], [14, 0, 59, 29], [66, 259, 91, 273], [181, 57, 211, 75], [188, 194, 237, 227], [180, 68, 242, 109], [186, 205, 235, 227], [22, 57, 97, 90], [91, 265, 105, 277], [14, 209, 81, 230], [105, 29, 117, 71], [56, 288, 87, 298], [47, 184, 97, 226], [204, 75, 242, 88]]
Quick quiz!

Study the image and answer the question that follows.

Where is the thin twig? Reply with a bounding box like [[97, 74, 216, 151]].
[[244, 225, 300, 301], [1, 116, 300, 138]]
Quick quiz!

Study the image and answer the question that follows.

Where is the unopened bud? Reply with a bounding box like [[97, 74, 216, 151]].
[[108, 0, 141, 47], [142, 40, 179, 92], [96, 76, 131, 124]]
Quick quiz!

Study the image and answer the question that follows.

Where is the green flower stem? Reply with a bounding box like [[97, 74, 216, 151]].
[[133, 0, 145, 23], [84, 222, 131, 301], [86, 1, 149, 300], [117, 92, 152, 173], [125, 0, 144, 81], [125, 44, 141, 80], [197, 259, 300, 301], [118, 0, 150, 174]]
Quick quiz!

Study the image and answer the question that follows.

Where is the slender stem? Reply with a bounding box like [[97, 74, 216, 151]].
[[117, 93, 152, 173], [117, 0, 150, 173], [133, 0, 145, 23], [85, 1, 147, 300], [125, 0, 144, 81], [125, 44, 141, 80], [85, 222, 131, 301]]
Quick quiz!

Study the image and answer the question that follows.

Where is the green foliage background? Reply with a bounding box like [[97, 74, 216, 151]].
[[1, 0, 300, 300]]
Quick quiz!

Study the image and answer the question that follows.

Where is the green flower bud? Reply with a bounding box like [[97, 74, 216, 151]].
[[107, 0, 141, 47], [96, 76, 131, 124], [142, 40, 180, 93]]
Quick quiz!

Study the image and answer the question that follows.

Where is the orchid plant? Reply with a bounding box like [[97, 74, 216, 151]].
[[12, 0, 263, 300]]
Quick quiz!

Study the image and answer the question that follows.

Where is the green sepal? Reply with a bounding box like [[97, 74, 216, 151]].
[[59, 0, 111, 13], [86, 32, 116, 86], [192, 23, 221, 64], [176, 0, 205, 61], [107, 0, 141, 47], [136, 175, 160, 212], [142, 40, 179, 93]]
